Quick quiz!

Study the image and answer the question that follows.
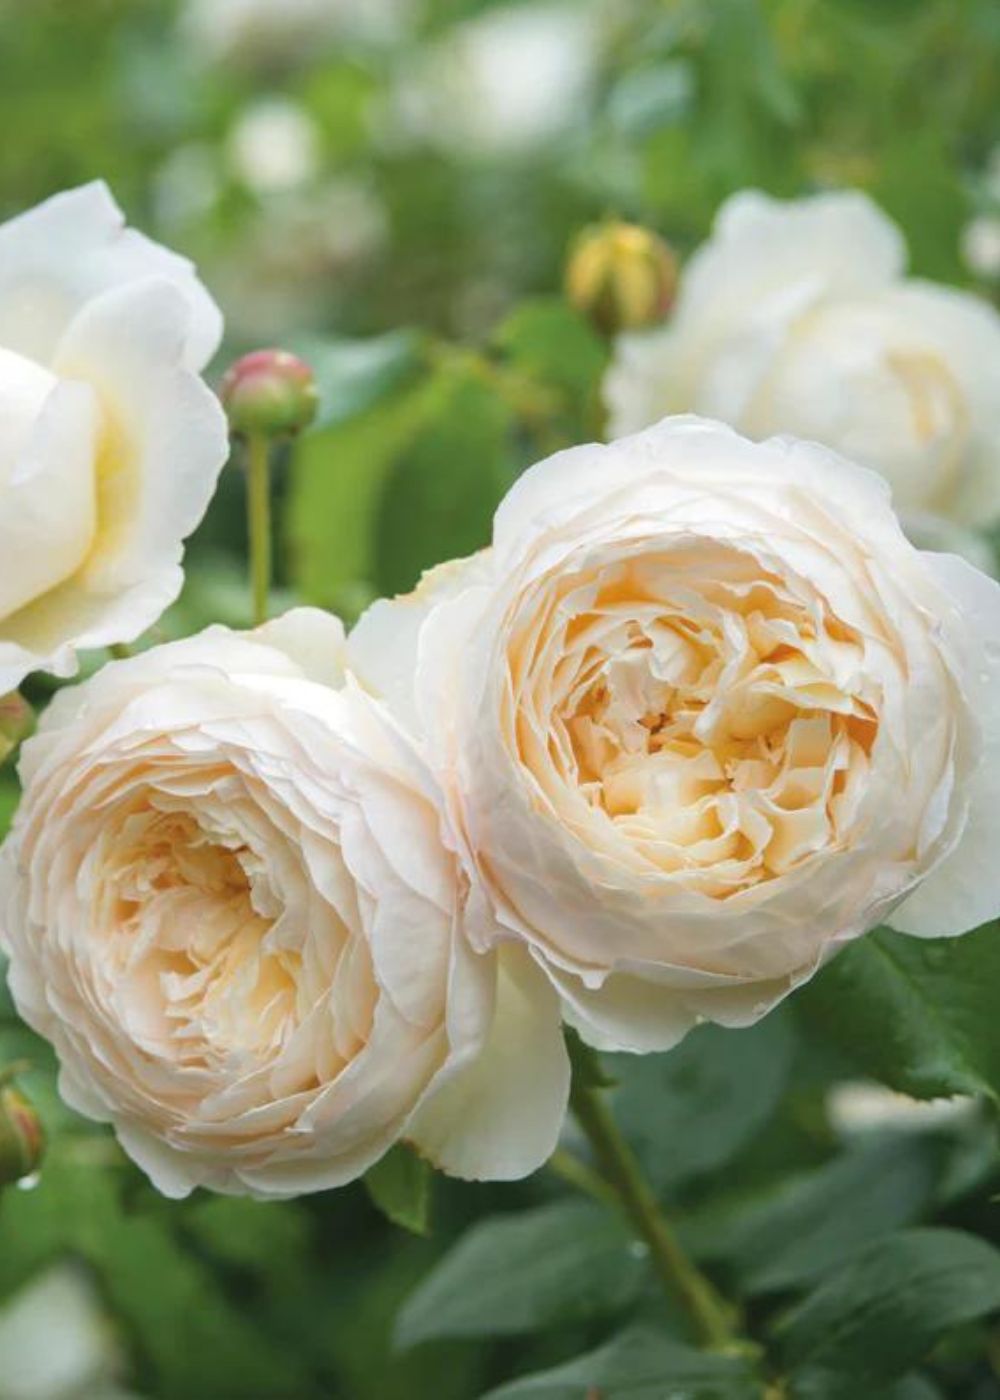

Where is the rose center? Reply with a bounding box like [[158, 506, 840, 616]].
[[509, 545, 879, 898], [99, 804, 301, 1066]]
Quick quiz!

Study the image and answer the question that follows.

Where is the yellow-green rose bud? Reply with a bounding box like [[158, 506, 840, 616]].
[[0, 1082, 45, 1186], [221, 349, 319, 438], [566, 221, 678, 336]]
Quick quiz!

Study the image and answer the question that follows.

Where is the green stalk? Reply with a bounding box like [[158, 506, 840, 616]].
[[567, 1035, 742, 1352], [246, 433, 272, 626]]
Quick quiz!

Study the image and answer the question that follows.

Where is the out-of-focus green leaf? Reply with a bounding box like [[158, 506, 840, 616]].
[[364, 1145, 433, 1237], [375, 355, 518, 595], [481, 1325, 763, 1399], [182, 1194, 312, 1274], [681, 1135, 941, 1297], [0, 1160, 316, 1400], [288, 379, 430, 608], [394, 1200, 647, 1348], [293, 330, 425, 431], [797, 923, 1000, 1106], [609, 1010, 796, 1196], [493, 297, 608, 410], [776, 1229, 1000, 1392]]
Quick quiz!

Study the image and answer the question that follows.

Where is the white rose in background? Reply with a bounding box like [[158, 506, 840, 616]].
[[0, 610, 568, 1197], [0, 182, 227, 694], [606, 192, 1000, 564], [393, 3, 599, 159], [181, 0, 341, 69], [0, 1265, 131, 1400], [351, 417, 1000, 1053], [181, 0, 411, 68], [227, 98, 322, 196]]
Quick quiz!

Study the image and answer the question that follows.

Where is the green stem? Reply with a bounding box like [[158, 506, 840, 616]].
[[109, 642, 132, 661], [246, 432, 272, 627], [568, 1037, 740, 1352], [548, 1146, 618, 1209]]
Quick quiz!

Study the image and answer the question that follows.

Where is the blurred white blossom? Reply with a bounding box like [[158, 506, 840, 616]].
[[210, 178, 387, 339], [180, 0, 342, 70], [394, 4, 600, 158], [827, 1082, 974, 1136], [961, 213, 1000, 281], [0, 1264, 136, 1400], [228, 98, 322, 195], [181, 0, 412, 68], [151, 142, 221, 231]]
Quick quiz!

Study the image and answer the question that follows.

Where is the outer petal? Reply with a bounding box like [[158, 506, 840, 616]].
[[348, 552, 492, 725], [254, 607, 347, 687], [0, 279, 229, 686], [407, 944, 570, 1180], [884, 281, 1000, 527], [888, 552, 1000, 936], [0, 182, 222, 372]]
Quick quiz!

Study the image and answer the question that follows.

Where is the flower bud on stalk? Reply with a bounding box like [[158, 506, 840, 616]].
[[219, 349, 318, 627], [566, 221, 678, 336], [0, 1077, 45, 1186], [220, 348, 319, 438], [0, 692, 33, 766]]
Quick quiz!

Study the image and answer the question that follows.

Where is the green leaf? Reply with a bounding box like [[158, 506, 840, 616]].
[[797, 923, 1000, 1105], [0, 1160, 313, 1399], [364, 1144, 433, 1237], [0, 779, 19, 840], [776, 1228, 1000, 1391], [292, 330, 424, 432], [288, 379, 430, 609], [681, 1136, 940, 1297], [493, 297, 608, 407], [374, 357, 518, 595], [609, 1010, 796, 1196], [480, 1325, 763, 1400], [394, 1200, 647, 1348]]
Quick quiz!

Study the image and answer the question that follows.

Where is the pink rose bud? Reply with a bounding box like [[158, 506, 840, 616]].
[[0, 1082, 45, 1186], [220, 349, 319, 438], [566, 221, 678, 336], [0, 692, 33, 764]]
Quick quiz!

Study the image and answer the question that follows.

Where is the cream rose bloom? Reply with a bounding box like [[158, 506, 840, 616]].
[[606, 191, 1000, 555], [0, 183, 227, 693], [0, 610, 568, 1197], [350, 417, 1000, 1052]]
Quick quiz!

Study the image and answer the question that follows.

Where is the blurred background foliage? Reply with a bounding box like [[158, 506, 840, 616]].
[[1, 1, 1000, 1396]]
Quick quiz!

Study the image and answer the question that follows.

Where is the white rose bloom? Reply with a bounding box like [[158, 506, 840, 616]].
[[0, 610, 568, 1197], [605, 191, 1000, 548], [0, 183, 227, 694], [350, 417, 1000, 1053]]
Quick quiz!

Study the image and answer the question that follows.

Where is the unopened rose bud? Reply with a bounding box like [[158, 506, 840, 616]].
[[220, 349, 319, 438], [566, 221, 678, 336], [0, 692, 33, 765], [0, 1081, 45, 1186]]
